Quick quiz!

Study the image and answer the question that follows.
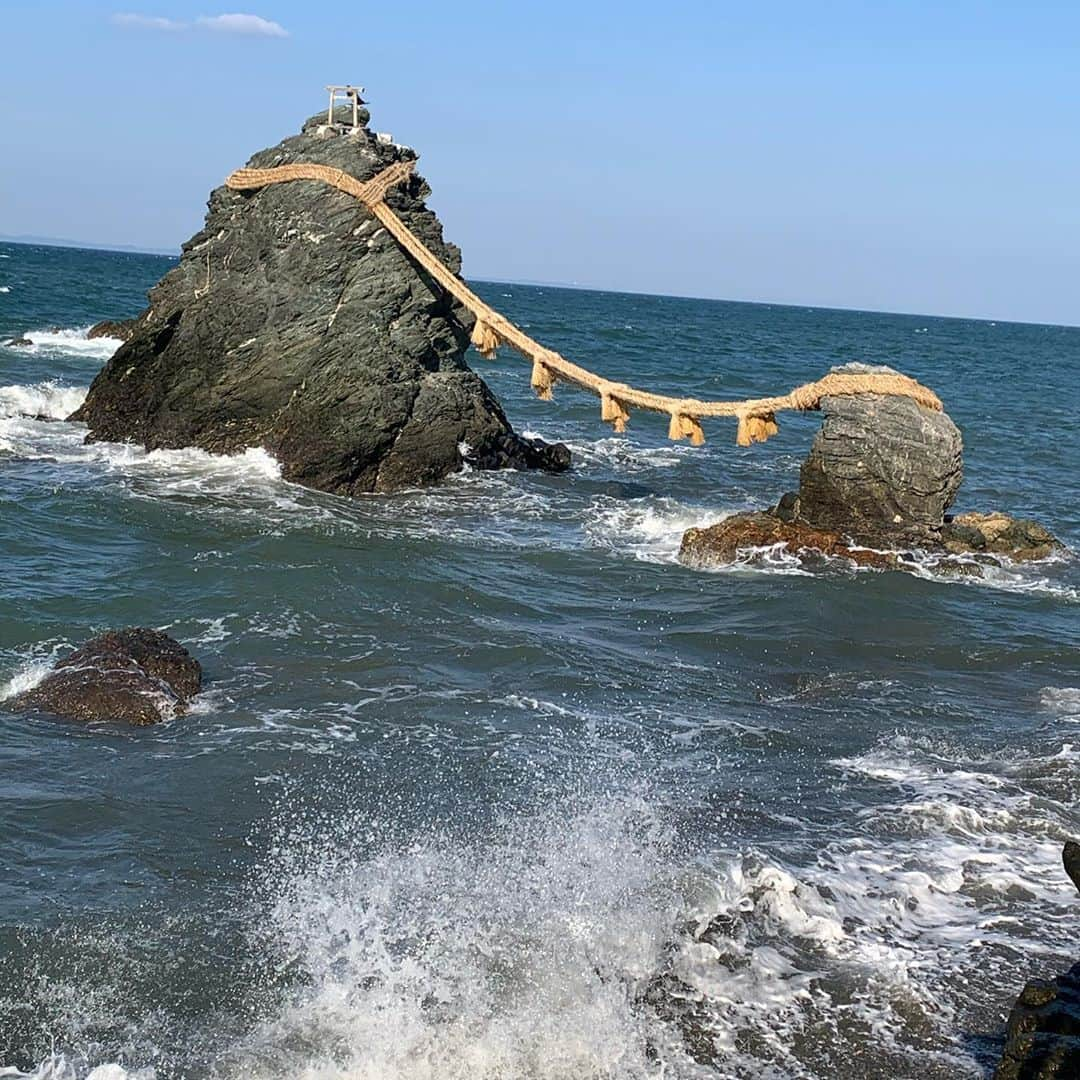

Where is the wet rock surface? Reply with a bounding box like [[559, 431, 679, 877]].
[[680, 511, 899, 571], [993, 843, 1080, 1080], [87, 318, 139, 342], [5, 628, 201, 726], [72, 108, 568, 494], [679, 369, 1060, 573], [943, 512, 1061, 563]]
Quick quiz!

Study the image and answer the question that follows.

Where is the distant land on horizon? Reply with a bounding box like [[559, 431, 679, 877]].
[[2, 235, 1077, 332]]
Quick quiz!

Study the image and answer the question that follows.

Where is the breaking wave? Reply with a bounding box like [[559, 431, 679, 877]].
[[7, 727, 1077, 1079], [585, 496, 732, 563], [17, 327, 124, 360], [0, 381, 86, 420]]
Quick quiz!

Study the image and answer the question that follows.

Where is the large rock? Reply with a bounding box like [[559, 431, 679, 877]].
[[71, 108, 569, 494], [798, 377, 963, 542], [679, 366, 1060, 572], [5, 628, 201, 726]]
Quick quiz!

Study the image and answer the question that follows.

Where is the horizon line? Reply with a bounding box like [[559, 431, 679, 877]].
[[2, 235, 1076, 332]]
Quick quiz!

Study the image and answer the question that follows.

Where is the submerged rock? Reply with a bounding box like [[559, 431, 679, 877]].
[[5, 336, 32, 347], [5, 628, 201, 726], [72, 107, 569, 494], [679, 367, 1060, 572], [87, 318, 139, 342], [943, 512, 1061, 563], [680, 511, 899, 571], [994, 844, 1080, 1079]]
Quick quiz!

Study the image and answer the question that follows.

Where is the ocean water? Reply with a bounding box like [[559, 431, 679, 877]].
[[0, 240, 1078, 1080]]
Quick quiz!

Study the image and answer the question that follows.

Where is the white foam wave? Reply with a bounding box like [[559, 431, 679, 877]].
[[662, 735, 1079, 1075], [6, 734, 1078, 1080], [0, 381, 87, 420], [222, 743, 1078, 1076], [0, 286, 11, 294], [0, 393, 281, 484], [677, 530, 1079, 595], [903, 547, 1080, 601], [0, 658, 54, 700], [547, 433, 690, 474], [585, 496, 732, 563], [690, 540, 814, 576], [21, 327, 123, 360], [1041, 686, 1080, 721], [229, 792, 685, 1080], [1, 1059, 152, 1080]]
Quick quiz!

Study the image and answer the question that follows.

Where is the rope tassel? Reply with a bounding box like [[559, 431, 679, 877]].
[[601, 391, 630, 432], [736, 412, 780, 446], [471, 319, 500, 360], [531, 359, 555, 400], [668, 413, 704, 444]]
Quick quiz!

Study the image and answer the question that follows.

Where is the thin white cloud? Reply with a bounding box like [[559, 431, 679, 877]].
[[111, 12, 289, 37], [195, 13, 289, 37], [112, 13, 186, 30]]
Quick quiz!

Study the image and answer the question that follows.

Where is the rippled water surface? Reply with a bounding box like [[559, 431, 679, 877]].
[[1, 241, 1078, 1079]]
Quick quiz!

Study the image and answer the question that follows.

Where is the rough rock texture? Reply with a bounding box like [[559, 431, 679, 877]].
[[798, 384, 963, 542], [680, 511, 899, 571], [679, 369, 1060, 572], [71, 108, 569, 494], [994, 844, 1080, 1080], [943, 512, 1061, 563], [5, 628, 201, 726], [994, 966, 1080, 1080], [87, 318, 139, 342]]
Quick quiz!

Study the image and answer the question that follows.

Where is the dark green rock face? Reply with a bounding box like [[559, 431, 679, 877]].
[[71, 112, 568, 494]]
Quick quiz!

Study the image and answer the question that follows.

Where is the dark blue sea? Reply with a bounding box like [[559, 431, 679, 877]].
[[1, 240, 1078, 1079]]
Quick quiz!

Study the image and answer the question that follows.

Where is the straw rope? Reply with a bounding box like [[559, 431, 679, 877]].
[[226, 161, 944, 446]]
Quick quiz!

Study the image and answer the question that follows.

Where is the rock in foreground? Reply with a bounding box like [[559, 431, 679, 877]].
[[72, 108, 568, 494], [995, 965, 1080, 1080], [994, 843, 1080, 1080], [6, 628, 201, 726], [680, 370, 1060, 573]]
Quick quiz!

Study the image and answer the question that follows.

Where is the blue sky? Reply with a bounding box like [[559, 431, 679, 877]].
[[1, 1, 1077, 324]]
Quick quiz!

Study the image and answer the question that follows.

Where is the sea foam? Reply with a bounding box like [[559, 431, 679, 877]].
[[0, 381, 86, 420], [20, 326, 124, 360]]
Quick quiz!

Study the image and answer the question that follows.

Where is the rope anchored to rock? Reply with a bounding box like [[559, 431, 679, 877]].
[[226, 160, 944, 446]]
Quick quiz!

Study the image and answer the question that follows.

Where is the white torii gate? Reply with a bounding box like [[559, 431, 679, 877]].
[[325, 84, 365, 131]]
